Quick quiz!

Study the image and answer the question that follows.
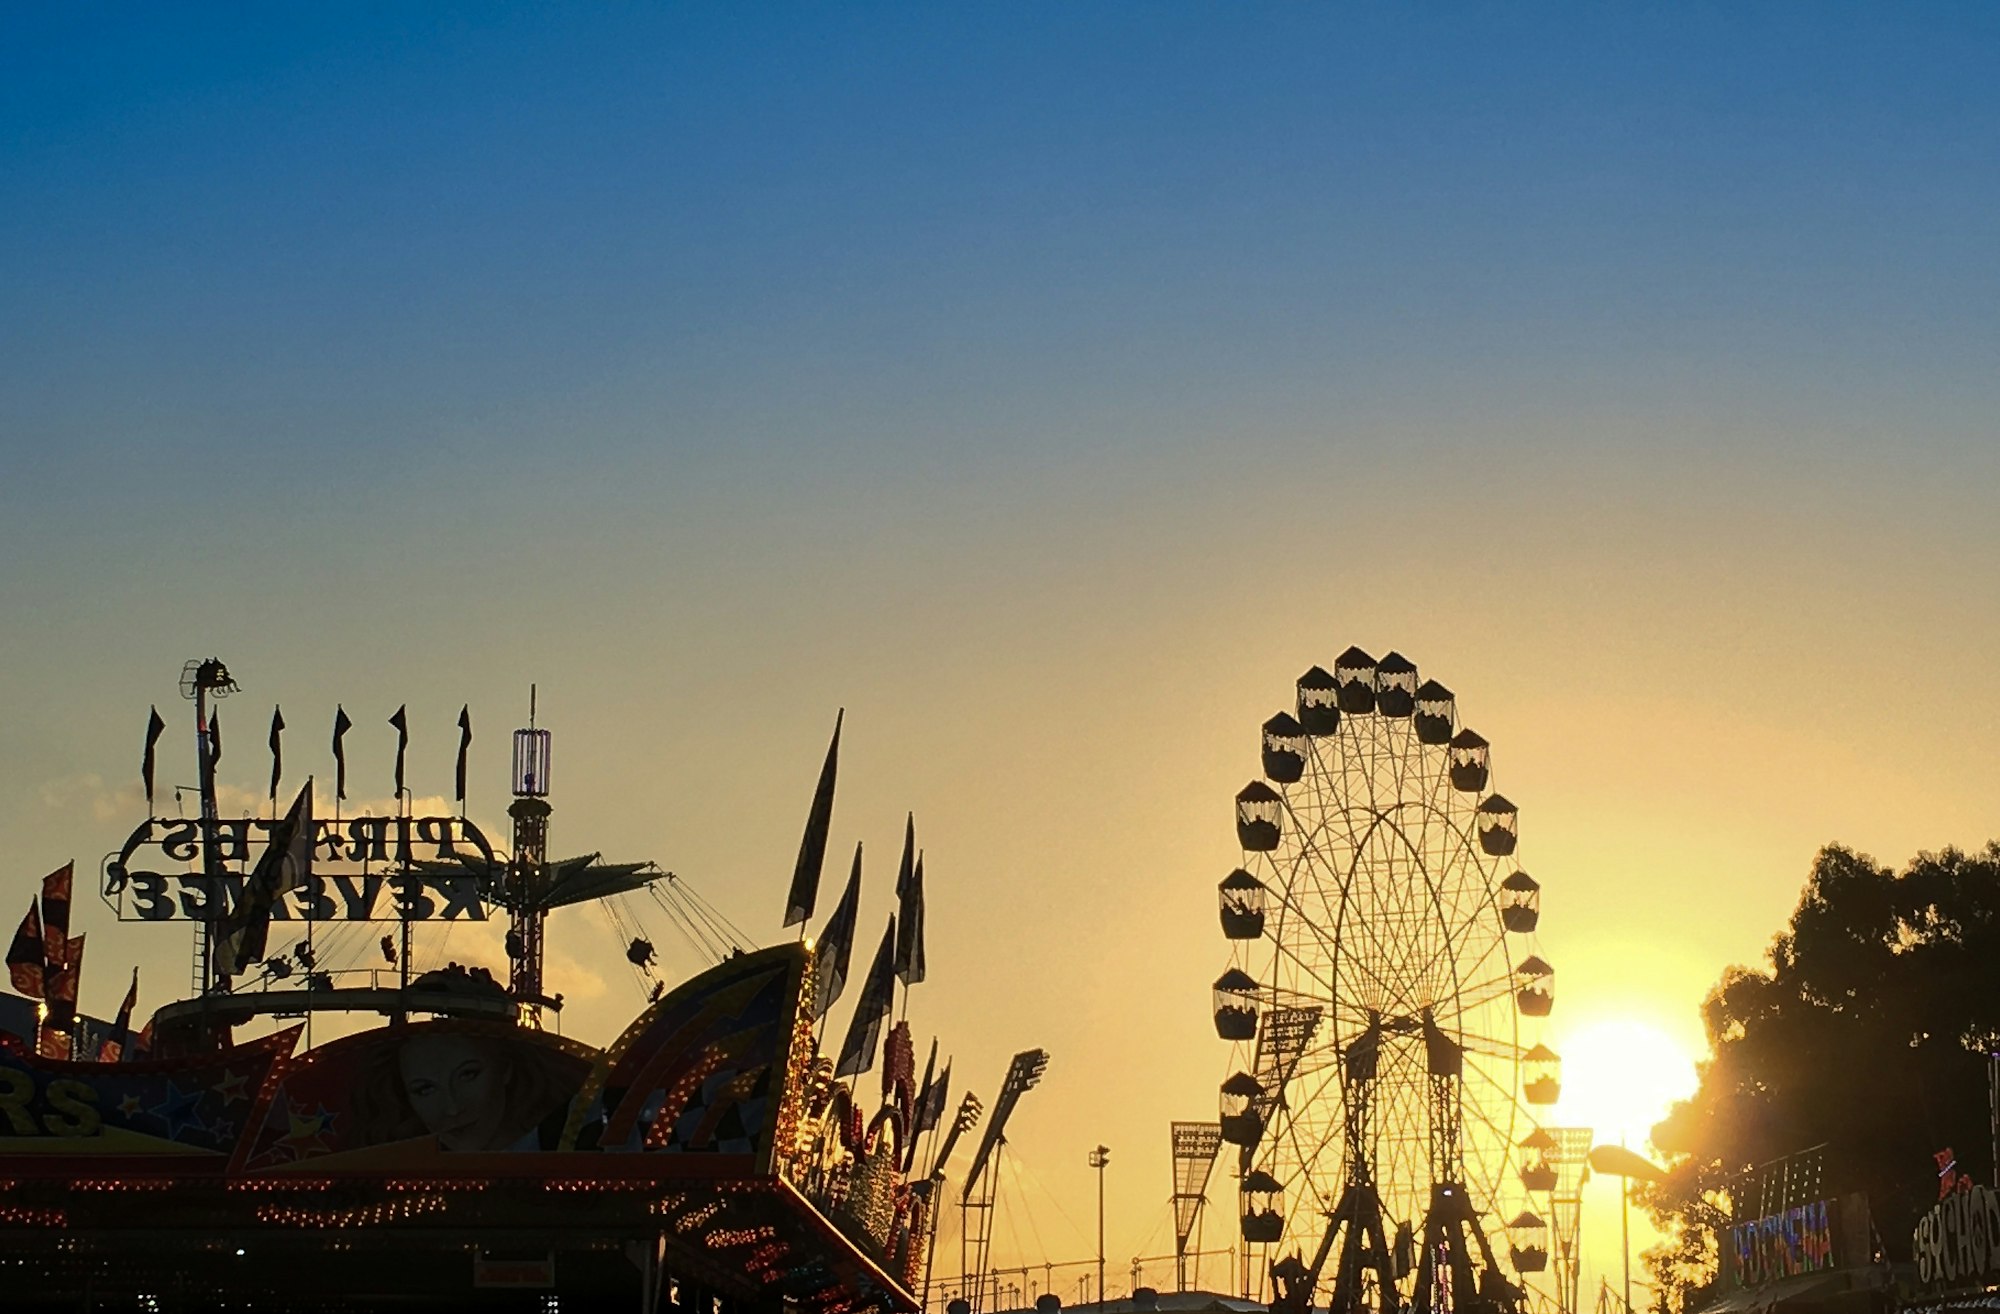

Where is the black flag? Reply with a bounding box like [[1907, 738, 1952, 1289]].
[[141, 707, 166, 809], [455, 705, 472, 804], [918, 1057, 952, 1133], [268, 705, 285, 801], [904, 1037, 941, 1171], [784, 710, 842, 928], [896, 850, 926, 986], [332, 706, 352, 800], [215, 782, 314, 976], [388, 705, 408, 799], [102, 968, 139, 1063], [895, 813, 916, 899], [835, 916, 897, 1079], [208, 709, 222, 769], [811, 843, 862, 1020]]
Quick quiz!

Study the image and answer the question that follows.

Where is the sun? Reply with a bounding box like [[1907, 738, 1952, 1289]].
[[1551, 1017, 1700, 1153]]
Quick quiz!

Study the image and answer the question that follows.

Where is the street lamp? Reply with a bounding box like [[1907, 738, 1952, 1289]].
[[1090, 1145, 1111, 1308], [1587, 1143, 1667, 1314]]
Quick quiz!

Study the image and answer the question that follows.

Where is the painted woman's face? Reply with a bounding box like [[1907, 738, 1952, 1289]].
[[397, 1034, 511, 1151]]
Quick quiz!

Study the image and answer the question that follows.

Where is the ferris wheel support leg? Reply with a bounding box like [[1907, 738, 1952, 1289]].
[[1316, 1180, 1399, 1314], [1411, 1183, 1523, 1314]]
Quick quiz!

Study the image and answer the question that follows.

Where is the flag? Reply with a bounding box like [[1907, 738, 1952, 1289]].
[[40, 932, 83, 1060], [904, 1038, 942, 1172], [133, 1018, 154, 1060], [913, 1036, 937, 1123], [141, 706, 166, 809], [455, 705, 472, 804], [332, 706, 352, 800], [6, 900, 44, 998], [208, 709, 222, 770], [896, 850, 926, 986], [388, 705, 409, 798], [214, 782, 314, 976], [895, 813, 916, 899], [834, 916, 897, 1079], [918, 1058, 952, 1132], [100, 967, 139, 1063], [268, 706, 285, 800], [784, 711, 842, 928], [40, 863, 72, 975], [811, 843, 862, 1020]]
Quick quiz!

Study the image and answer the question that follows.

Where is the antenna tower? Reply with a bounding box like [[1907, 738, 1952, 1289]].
[[505, 686, 555, 1026]]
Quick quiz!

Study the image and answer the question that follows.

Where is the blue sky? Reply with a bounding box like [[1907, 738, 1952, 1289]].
[[2, 3, 1997, 1294]]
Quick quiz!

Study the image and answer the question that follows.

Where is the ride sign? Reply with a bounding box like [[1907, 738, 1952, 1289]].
[[101, 815, 498, 923]]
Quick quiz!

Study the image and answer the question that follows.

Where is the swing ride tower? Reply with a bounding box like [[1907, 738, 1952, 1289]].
[[505, 696, 555, 1026]]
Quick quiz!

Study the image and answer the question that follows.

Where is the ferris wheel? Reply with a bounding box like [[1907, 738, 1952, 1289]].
[[1212, 648, 1561, 1314]]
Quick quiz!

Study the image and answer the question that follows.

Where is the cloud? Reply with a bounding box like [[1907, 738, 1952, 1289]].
[[38, 773, 145, 824]]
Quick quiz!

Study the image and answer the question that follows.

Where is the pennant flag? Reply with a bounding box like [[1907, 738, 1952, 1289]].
[[6, 900, 44, 999], [141, 706, 166, 809], [40, 863, 72, 976], [784, 711, 842, 928], [388, 705, 409, 798], [896, 850, 926, 986], [904, 1037, 941, 1172], [214, 782, 314, 976], [811, 843, 863, 1020], [918, 1058, 952, 1133], [208, 708, 222, 770], [268, 705, 285, 801], [101, 967, 139, 1063], [914, 1036, 937, 1120], [134, 1018, 155, 1060], [834, 915, 897, 1079], [332, 706, 352, 800], [455, 705, 472, 804], [39, 932, 83, 1060], [895, 813, 916, 899]]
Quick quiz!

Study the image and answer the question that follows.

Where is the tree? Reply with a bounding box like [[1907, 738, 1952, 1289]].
[[1644, 842, 2000, 1313]]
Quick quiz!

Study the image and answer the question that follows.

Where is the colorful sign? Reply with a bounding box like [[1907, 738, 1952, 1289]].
[[0, 1026, 298, 1155], [1914, 1182, 2000, 1289], [1726, 1198, 1837, 1288]]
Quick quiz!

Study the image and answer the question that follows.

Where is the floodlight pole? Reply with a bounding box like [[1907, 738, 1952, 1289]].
[[1090, 1145, 1111, 1309], [1621, 1157, 1632, 1314]]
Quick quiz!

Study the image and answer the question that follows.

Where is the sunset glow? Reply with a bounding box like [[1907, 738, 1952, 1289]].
[[1555, 1017, 1700, 1154]]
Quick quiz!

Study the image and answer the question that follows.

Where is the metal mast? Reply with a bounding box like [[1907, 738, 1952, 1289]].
[[960, 1049, 1050, 1314], [180, 657, 237, 998], [506, 687, 554, 1027]]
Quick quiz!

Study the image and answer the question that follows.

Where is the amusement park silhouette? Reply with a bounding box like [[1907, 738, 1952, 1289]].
[[3, 6, 1999, 1313]]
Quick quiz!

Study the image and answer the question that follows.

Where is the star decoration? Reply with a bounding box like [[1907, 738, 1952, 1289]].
[[276, 1102, 337, 1158], [215, 1069, 248, 1104], [280, 1112, 330, 1152], [148, 1082, 208, 1140], [118, 1093, 143, 1118]]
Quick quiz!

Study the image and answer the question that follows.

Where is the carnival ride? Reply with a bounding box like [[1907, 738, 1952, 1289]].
[[1212, 648, 1567, 1314], [0, 659, 983, 1313]]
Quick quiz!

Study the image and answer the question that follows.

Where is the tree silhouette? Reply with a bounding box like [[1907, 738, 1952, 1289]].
[[1645, 842, 2000, 1312]]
